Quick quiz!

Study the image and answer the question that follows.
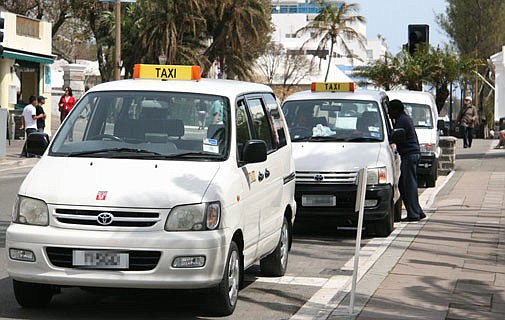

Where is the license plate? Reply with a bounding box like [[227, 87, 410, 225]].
[[72, 250, 129, 269], [302, 195, 336, 207]]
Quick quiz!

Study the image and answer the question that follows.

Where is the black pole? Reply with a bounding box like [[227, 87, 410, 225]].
[[449, 82, 453, 135]]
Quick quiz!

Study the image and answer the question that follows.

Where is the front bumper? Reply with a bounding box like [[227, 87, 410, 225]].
[[418, 154, 437, 176], [7, 224, 228, 289], [294, 183, 393, 223]]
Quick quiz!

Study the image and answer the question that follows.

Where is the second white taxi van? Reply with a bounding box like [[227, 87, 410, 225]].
[[7, 64, 296, 316], [387, 90, 442, 187], [282, 82, 402, 237]]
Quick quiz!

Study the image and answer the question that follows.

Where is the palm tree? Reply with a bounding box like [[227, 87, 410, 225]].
[[205, 0, 272, 80], [296, 0, 366, 81]]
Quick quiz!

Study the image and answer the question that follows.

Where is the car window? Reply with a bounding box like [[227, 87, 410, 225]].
[[49, 91, 230, 160], [236, 99, 253, 162], [246, 97, 275, 151], [263, 93, 287, 148], [282, 99, 384, 141], [403, 103, 433, 128]]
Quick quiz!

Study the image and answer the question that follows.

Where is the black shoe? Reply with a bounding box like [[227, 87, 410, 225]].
[[401, 216, 420, 222], [419, 213, 426, 220]]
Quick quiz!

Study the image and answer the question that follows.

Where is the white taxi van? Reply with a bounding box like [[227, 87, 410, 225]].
[[282, 82, 402, 237], [386, 90, 441, 187], [6, 64, 296, 315]]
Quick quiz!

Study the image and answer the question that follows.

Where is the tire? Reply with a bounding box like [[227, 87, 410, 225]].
[[13, 280, 53, 308], [372, 201, 394, 237], [425, 160, 438, 188], [394, 197, 402, 222], [260, 216, 290, 277], [210, 241, 241, 316]]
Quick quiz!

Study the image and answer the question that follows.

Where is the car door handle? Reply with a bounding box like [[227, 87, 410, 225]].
[[258, 171, 265, 181], [264, 168, 270, 178]]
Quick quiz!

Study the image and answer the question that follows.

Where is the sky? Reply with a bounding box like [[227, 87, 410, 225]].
[[354, 0, 450, 53]]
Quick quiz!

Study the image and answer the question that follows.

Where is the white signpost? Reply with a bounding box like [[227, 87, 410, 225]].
[[350, 167, 367, 315]]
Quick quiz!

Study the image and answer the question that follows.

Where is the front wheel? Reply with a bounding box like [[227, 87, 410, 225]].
[[260, 216, 290, 276], [209, 241, 241, 316], [13, 280, 53, 308]]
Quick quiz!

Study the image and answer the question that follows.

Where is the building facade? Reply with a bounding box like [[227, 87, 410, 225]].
[[269, 0, 387, 85], [0, 11, 55, 138]]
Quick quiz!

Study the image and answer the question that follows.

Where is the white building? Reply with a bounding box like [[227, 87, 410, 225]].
[[490, 47, 505, 123], [268, 0, 387, 85]]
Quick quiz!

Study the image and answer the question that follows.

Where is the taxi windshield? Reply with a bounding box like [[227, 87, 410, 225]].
[[49, 91, 229, 160], [403, 103, 433, 128], [282, 99, 384, 142]]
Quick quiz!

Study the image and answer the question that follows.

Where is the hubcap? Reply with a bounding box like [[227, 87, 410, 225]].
[[227, 250, 240, 306]]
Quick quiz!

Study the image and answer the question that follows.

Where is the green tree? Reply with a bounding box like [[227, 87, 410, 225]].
[[353, 45, 483, 113], [121, 0, 208, 78], [205, 0, 272, 80], [296, 0, 366, 81]]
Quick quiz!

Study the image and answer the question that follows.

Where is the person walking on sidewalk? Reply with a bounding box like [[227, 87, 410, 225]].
[[58, 86, 76, 123], [457, 96, 478, 148], [36, 95, 47, 132], [388, 99, 425, 222]]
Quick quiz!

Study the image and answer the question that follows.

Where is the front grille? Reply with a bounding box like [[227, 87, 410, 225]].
[[296, 171, 358, 184], [46, 247, 161, 271], [54, 209, 160, 227]]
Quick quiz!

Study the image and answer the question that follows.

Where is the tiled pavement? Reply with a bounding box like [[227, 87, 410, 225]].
[[339, 138, 505, 320]]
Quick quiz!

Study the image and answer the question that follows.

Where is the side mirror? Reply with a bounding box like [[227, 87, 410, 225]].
[[437, 119, 445, 130], [242, 140, 267, 164], [391, 128, 406, 144], [25, 132, 50, 157]]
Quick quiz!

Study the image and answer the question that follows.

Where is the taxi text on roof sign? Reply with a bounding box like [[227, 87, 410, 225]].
[[311, 82, 355, 93], [133, 64, 201, 81]]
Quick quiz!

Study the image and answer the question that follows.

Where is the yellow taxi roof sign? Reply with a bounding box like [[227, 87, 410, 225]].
[[311, 82, 355, 93], [133, 64, 201, 81]]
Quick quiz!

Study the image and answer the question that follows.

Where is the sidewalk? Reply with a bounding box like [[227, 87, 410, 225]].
[[331, 138, 505, 319]]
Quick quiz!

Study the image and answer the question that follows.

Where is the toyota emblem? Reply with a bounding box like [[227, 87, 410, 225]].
[[97, 212, 114, 225], [314, 174, 324, 182]]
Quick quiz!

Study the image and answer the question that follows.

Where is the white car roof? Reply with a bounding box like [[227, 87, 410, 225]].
[[86, 78, 273, 99], [386, 90, 436, 105], [283, 88, 386, 103]]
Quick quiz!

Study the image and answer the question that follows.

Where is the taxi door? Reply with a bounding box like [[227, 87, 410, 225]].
[[235, 98, 262, 263], [382, 98, 401, 203], [244, 95, 284, 256]]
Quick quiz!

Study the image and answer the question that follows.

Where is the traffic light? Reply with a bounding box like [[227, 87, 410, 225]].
[[408, 24, 429, 55], [0, 16, 4, 55]]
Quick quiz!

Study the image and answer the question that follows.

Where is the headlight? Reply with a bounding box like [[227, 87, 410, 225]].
[[12, 196, 49, 226], [165, 202, 221, 231], [367, 167, 387, 185], [420, 143, 434, 154]]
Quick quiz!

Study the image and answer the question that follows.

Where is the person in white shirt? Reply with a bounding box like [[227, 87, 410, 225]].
[[21, 96, 39, 136]]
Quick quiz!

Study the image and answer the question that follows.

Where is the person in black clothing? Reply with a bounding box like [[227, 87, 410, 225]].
[[388, 99, 425, 222], [36, 95, 47, 132]]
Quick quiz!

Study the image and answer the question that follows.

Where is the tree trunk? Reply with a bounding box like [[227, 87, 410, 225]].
[[325, 41, 335, 82], [435, 84, 449, 114]]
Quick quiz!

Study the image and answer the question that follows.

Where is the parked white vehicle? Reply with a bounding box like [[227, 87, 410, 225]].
[[7, 64, 296, 316], [282, 82, 402, 237], [387, 90, 442, 187]]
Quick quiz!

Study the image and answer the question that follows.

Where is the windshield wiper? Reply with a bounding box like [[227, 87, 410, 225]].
[[67, 147, 164, 157], [308, 136, 345, 142], [162, 151, 221, 159], [345, 136, 382, 142]]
